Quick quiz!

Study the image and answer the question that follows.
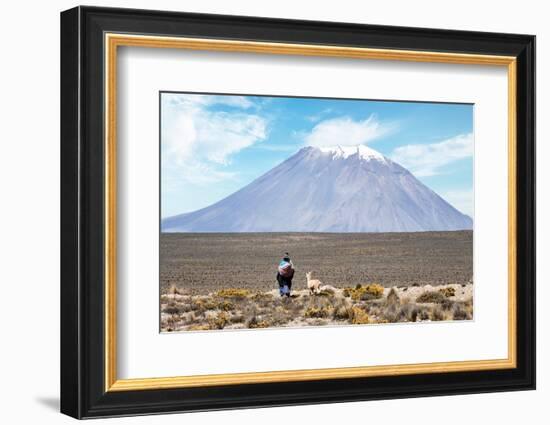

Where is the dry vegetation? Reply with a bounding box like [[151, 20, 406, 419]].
[[160, 283, 473, 332], [160, 231, 473, 332]]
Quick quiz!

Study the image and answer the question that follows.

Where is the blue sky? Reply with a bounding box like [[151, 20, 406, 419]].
[[161, 92, 473, 218]]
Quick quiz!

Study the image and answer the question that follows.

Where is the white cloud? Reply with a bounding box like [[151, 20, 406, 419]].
[[161, 93, 268, 183], [304, 115, 393, 147], [390, 133, 473, 177], [440, 189, 474, 217]]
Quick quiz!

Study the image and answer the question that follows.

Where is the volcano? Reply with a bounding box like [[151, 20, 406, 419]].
[[161, 145, 473, 233]]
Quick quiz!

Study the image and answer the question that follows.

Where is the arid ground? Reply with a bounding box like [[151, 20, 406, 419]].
[[160, 231, 472, 294], [160, 231, 473, 332]]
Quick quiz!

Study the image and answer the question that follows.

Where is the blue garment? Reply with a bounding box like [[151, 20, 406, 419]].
[[277, 259, 294, 297]]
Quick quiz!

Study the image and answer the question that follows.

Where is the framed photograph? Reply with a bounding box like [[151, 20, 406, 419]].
[[60, 6, 535, 419]]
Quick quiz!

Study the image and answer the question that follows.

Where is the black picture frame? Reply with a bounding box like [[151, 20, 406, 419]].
[[60, 5, 535, 419]]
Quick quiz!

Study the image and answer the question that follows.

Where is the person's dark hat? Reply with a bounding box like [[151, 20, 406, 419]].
[[283, 252, 290, 261]]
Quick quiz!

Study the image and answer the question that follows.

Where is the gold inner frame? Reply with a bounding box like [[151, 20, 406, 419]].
[[104, 33, 517, 392]]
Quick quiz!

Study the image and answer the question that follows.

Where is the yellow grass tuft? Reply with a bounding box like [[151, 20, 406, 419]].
[[345, 283, 385, 301], [365, 283, 384, 297], [350, 306, 370, 324], [216, 300, 235, 311], [193, 298, 218, 311], [439, 286, 456, 298], [207, 312, 229, 329], [304, 306, 331, 318], [217, 288, 252, 299], [247, 316, 270, 328]]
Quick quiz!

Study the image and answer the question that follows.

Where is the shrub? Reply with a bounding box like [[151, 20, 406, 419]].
[[440, 298, 454, 311], [382, 307, 399, 323], [165, 313, 180, 330], [431, 307, 446, 321], [365, 283, 384, 297], [179, 303, 192, 313], [270, 310, 292, 326], [208, 312, 229, 329], [464, 298, 473, 315], [410, 306, 430, 321], [332, 305, 352, 320], [304, 306, 331, 319], [181, 312, 196, 325], [383, 302, 412, 323], [350, 306, 370, 325], [347, 283, 385, 301], [410, 308, 419, 322], [416, 290, 447, 304], [365, 302, 383, 316], [216, 300, 235, 311], [194, 298, 218, 311], [160, 294, 174, 304], [397, 303, 413, 321], [419, 309, 430, 320], [452, 303, 471, 320], [359, 292, 377, 301], [439, 287, 456, 298], [386, 288, 400, 306], [188, 298, 201, 311], [247, 316, 270, 329], [217, 288, 251, 299], [163, 305, 181, 315], [251, 292, 274, 302]]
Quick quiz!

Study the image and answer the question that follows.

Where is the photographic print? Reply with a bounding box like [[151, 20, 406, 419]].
[[159, 92, 474, 332], [61, 9, 535, 417]]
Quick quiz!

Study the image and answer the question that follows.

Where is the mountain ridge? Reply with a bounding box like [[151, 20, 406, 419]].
[[162, 145, 472, 233]]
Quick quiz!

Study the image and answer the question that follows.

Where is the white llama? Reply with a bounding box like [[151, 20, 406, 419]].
[[306, 271, 322, 295]]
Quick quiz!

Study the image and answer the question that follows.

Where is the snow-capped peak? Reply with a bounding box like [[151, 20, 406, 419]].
[[163, 142, 473, 233], [318, 144, 387, 162]]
